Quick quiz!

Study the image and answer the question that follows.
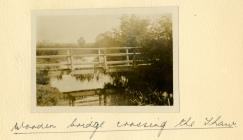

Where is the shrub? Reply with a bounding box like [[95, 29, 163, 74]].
[[36, 84, 62, 106], [36, 70, 50, 85]]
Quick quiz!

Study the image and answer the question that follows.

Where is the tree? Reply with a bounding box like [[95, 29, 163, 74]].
[[77, 37, 86, 47], [116, 15, 150, 47], [102, 15, 173, 94], [95, 31, 120, 48]]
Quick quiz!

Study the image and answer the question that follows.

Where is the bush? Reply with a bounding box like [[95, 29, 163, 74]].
[[36, 84, 62, 106], [126, 89, 173, 106], [36, 70, 50, 85]]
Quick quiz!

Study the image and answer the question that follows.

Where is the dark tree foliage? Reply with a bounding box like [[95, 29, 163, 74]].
[[100, 15, 173, 105]]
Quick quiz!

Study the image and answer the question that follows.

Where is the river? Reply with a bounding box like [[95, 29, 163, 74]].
[[49, 72, 128, 106]]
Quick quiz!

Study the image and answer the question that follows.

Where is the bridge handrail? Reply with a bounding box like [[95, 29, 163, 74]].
[[36, 46, 146, 70], [36, 52, 141, 58], [37, 47, 141, 50]]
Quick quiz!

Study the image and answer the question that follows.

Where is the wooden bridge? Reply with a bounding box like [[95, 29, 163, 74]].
[[37, 46, 149, 75], [37, 46, 150, 106]]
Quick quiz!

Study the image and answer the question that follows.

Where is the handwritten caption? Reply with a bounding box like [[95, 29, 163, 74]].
[[10, 116, 237, 139]]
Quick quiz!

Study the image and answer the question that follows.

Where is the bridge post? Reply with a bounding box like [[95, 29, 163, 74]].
[[99, 94, 102, 105], [98, 48, 102, 71], [104, 53, 108, 71], [67, 49, 73, 70], [132, 51, 136, 67], [104, 94, 107, 105], [98, 48, 101, 66], [126, 48, 130, 66]]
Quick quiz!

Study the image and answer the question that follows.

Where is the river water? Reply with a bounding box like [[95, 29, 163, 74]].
[[49, 72, 128, 106], [50, 73, 112, 92]]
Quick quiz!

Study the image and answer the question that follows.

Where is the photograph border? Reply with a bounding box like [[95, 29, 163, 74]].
[[31, 6, 179, 113]]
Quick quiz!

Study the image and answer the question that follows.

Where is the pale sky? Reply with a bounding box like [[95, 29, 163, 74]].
[[36, 8, 173, 43], [37, 15, 121, 43]]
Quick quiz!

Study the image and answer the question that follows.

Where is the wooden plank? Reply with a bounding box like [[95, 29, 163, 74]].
[[108, 65, 133, 68], [106, 60, 133, 65], [71, 53, 141, 57], [36, 62, 138, 67], [102, 53, 141, 56], [37, 47, 141, 51], [36, 63, 69, 67], [37, 55, 69, 58], [63, 88, 101, 93], [106, 67, 132, 73], [37, 67, 70, 71], [70, 92, 96, 97], [72, 54, 99, 57], [75, 99, 99, 104], [37, 62, 98, 66], [75, 101, 100, 106], [74, 62, 99, 65]]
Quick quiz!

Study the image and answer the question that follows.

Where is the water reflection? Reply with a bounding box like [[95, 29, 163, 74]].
[[50, 72, 125, 106], [50, 73, 113, 92]]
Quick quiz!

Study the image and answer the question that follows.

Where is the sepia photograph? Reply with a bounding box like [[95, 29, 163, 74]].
[[32, 7, 178, 109], [3, 1, 243, 139]]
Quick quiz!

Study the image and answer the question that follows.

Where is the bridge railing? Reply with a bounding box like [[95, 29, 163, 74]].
[[36, 47, 146, 71]]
